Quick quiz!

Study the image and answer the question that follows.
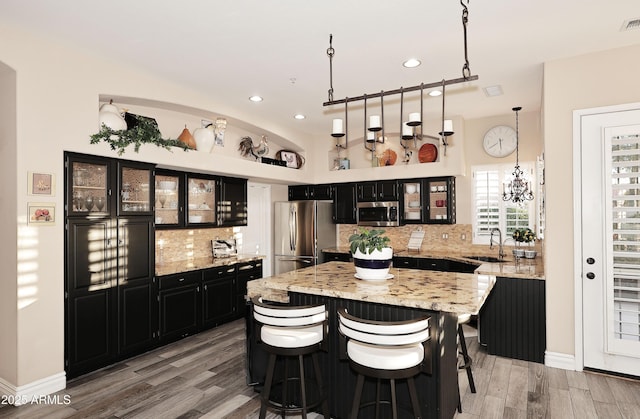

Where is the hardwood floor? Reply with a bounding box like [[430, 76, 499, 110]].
[[1, 319, 639, 418]]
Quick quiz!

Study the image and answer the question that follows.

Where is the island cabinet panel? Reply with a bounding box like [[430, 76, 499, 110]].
[[247, 293, 459, 419], [479, 276, 546, 363], [236, 260, 262, 318]]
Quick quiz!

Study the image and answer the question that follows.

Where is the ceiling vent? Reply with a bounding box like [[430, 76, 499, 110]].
[[621, 18, 640, 31], [483, 85, 503, 97]]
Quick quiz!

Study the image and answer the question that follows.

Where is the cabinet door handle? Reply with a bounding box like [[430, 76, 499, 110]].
[[178, 277, 185, 282]]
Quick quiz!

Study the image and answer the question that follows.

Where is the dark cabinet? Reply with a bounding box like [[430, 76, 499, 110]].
[[323, 251, 352, 262], [65, 152, 156, 378], [217, 176, 248, 226], [236, 260, 263, 318], [65, 218, 115, 378], [333, 183, 357, 224], [202, 265, 236, 328], [423, 177, 456, 224], [399, 176, 456, 224], [393, 256, 477, 274], [158, 271, 201, 343], [117, 217, 156, 356], [155, 169, 184, 228], [479, 276, 546, 363], [288, 184, 333, 201], [357, 180, 399, 202]]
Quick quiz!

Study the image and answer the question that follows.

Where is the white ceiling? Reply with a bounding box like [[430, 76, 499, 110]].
[[2, 0, 640, 141]]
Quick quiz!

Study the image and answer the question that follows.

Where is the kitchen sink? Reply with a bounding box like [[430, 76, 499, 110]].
[[462, 255, 504, 263]]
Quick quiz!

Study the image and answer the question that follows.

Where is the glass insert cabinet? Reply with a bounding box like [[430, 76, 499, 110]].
[[67, 154, 154, 217]]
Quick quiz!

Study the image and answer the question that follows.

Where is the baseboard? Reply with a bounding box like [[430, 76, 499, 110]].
[[545, 351, 577, 371], [0, 372, 66, 406]]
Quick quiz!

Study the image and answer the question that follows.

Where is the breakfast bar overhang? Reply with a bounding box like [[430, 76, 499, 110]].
[[246, 261, 496, 419]]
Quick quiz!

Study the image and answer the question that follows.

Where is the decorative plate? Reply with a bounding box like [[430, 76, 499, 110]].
[[418, 143, 438, 163], [378, 149, 397, 166]]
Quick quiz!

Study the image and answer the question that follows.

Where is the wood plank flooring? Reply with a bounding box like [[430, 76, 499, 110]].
[[1, 319, 639, 418]]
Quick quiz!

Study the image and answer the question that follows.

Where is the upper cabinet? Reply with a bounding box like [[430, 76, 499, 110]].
[[216, 176, 247, 226], [356, 180, 399, 202], [155, 170, 184, 227], [186, 174, 217, 226], [400, 176, 456, 224], [288, 184, 334, 201], [67, 153, 154, 218], [423, 177, 456, 224], [333, 183, 357, 224]]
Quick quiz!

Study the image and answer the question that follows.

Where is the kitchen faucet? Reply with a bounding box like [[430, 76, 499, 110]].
[[490, 228, 506, 261]]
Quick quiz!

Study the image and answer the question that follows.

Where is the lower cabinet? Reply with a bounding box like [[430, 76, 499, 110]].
[[158, 271, 201, 344], [392, 256, 477, 273], [202, 265, 237, 328], [158, 260, 264, 344], [236, 260, 263, 318], [479, 276, 546, 363]]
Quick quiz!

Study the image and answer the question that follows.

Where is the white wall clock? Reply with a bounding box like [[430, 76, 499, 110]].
[[482, 125, 517, 157]]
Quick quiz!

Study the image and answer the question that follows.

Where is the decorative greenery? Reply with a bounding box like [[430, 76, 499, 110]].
[[349, 228, 391, 255], [512, 228, 536, 243], [90, 114, 191, 156]]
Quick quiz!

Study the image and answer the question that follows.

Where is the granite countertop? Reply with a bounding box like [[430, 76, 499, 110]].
[[247, 261, 495, 315], [156, 254, 264, 276], [323, 246, 545, 280]]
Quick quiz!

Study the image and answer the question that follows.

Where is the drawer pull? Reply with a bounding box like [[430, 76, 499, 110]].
[[178, 277, 185, 282]]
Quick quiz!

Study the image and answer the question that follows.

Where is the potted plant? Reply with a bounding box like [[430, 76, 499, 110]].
[[512, 228, 537, 258], [349, 228, 393, 280]]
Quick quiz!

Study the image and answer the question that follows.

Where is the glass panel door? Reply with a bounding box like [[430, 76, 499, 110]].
[[120, 166, 152, 214], [606, 129, 640, 355], [186, 176, 216, 224], [155, 173, 181, 226], [70, 160, 109, 215], [427, 180, 449, 222], [403, 181, 422, 223]]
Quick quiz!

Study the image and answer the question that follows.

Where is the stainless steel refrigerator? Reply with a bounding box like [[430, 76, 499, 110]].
[[274, 200, 336, 275]]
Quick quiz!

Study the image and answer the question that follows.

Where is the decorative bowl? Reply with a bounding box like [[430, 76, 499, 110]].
[[524, 250, 537, 259], [512, 249, 525, 258]]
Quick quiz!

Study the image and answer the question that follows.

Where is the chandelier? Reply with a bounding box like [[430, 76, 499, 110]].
[[324, 0, 476, 159], [503, 106, 534, 203]]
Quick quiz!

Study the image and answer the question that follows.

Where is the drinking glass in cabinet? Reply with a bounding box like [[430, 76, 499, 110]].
[[71, 161, 107, 213]]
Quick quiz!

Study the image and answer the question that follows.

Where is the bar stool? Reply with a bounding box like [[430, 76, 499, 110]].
[[457, 313, 476, 413], [252, 296, 330, 419], [337, 307, 431, 419]]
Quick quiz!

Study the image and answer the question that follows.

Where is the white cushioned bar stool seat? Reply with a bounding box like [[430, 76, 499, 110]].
[[337, 307, 431, 419], [252, 297, 330, 419]]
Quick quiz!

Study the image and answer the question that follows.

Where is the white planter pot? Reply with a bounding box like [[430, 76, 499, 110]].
[[352, 247, 393, 280]]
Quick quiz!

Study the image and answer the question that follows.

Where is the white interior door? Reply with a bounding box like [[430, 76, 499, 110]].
[[243, 182, 271, 277], [580, 107, 640, 376]]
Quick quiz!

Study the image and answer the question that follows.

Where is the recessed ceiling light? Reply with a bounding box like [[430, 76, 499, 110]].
[[403, 58, 421, 68], [428, 89, 442, 97], [294, 114, 305, 120], [249, 95, 263, 102], [483, 85, 503, 97]]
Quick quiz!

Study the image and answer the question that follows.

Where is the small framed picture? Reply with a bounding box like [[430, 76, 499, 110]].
[[281, 151, 299, 169], [28, 202, 56, 226], [28, 172, 55, 196]]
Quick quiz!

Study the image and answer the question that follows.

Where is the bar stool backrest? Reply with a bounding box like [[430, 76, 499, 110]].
[[337, 307, 430, 346], [252, 296, 327, 327]]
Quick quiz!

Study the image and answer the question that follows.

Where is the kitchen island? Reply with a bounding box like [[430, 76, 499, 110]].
[[246, 261, 495, 419]]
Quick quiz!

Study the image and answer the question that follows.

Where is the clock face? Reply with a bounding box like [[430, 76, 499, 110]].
[[482, 125, 517, 157]]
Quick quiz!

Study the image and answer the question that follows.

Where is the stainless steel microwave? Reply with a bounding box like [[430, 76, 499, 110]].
[[357, 201, 400, 226]]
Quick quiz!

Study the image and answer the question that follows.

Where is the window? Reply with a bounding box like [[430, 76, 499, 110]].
[[472, 163, 536, 244]]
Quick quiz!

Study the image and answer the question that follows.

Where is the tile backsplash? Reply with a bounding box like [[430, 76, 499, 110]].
[[156, 227, 235, 263]]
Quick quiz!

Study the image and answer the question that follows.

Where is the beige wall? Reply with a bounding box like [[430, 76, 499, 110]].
[[0, 61, 18, 385], [544, 43, 640, 357]]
